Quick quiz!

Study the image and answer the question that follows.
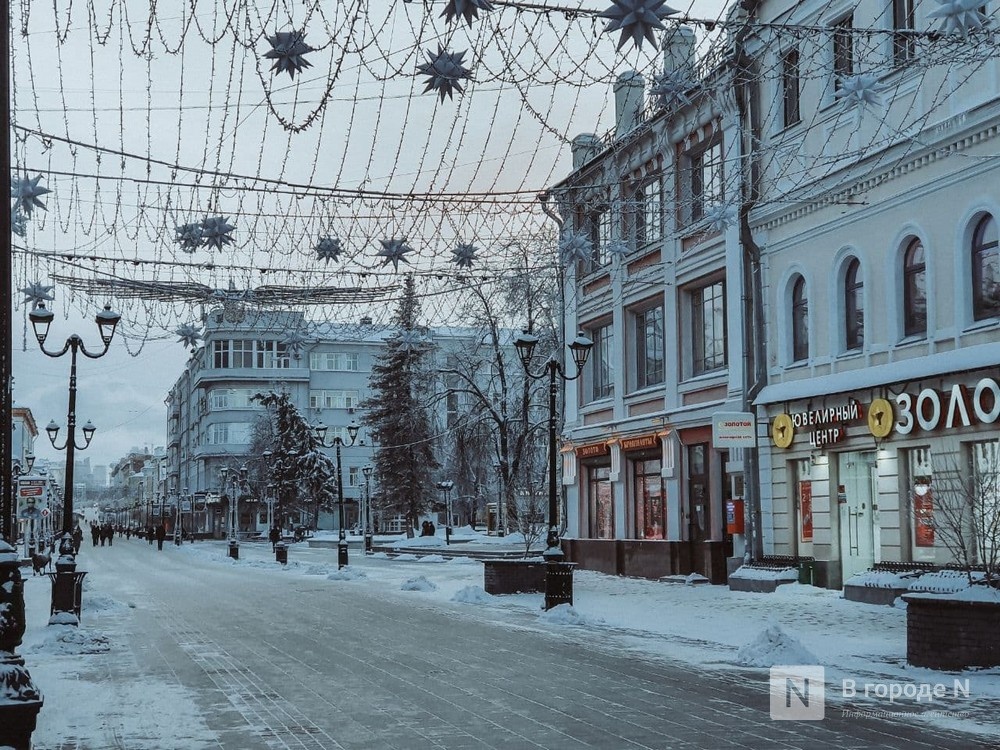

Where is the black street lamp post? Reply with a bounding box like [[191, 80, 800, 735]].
[[362, 464, 373, 553], [28, 301, 120, 624], [436, 480, 454, 545], [491, 460, 506, 537], [220, 465, 247, 560], [514, 330, 593, 610], [313, 420, 360, 569], [11, 453, 35, 556]]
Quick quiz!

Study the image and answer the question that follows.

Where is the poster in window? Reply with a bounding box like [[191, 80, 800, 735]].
[[799, 480, 813, 542], [914, 487, 934, 547], [596, 481, 614, 539]]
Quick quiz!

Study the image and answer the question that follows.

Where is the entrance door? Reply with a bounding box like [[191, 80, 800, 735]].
[[838, 452, 877, 580], [687, 443, 711, 543]]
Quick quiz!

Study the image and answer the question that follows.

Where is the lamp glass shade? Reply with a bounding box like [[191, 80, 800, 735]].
[[347, 420, 360, 444], [29, 303, 54, 346], [45, 420, 60, 445], [82, 420, 96, 444], [513, 331, 538, 368], [96, 304, 121, 346], [313, 422, 328, 442], [25, 453, 35, 472], [362, 464, 373, 478], [568, 332, 594, 370]]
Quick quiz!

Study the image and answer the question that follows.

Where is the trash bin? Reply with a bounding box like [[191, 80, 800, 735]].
[[47, 570, 87, 618], [275, 542, 288, 565], [544, 561, 576, 610], [798, 560, 815, 585]]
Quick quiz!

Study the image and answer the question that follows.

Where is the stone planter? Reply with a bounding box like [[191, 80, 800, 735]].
[[904, 593, 1000, 670], [483, 559, 545, 595]]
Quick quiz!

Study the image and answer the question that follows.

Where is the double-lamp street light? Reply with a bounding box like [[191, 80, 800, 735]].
[[514, 329, 592, 611], [436, 480, 454, 545], [313, 419, 359, 569], [362, 464, 374, 553], [220, 464, 248, 560], [28, 300, 121, 624]]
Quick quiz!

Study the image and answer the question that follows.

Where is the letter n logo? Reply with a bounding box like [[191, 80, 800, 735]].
[[769, 666, 825, 720]]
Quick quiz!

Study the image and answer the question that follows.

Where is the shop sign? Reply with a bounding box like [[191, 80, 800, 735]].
[[772, 400, 863, 449], [576, 442, 610, 458], [712, 412, 756, 448], [894, 378, 1000, 435], [619, 434, 660, 452]]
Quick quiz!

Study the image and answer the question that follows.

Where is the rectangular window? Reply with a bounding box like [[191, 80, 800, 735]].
[[348, 466, 360, 487], [584, 207, 612, 270], [209, 388, 256, 409], [691, 140, 724, 223], [590, 323, 614, 400], [634, 177, 663, 246], [208, 422, 252, 445], [309, 352, 359, 371], [308, 390, 360, 409], [782, 48, 801, 128], [634, 305, 665, 389], [892, 0, 915, 65], [212, 340, 229, 369], [589, 465, 614, 539], [692, 281, 727, 375], [257, 341, 291, 369], [833, 15, 854, 88], [634, 459, 666, 539], [232, 339, 254, 369]]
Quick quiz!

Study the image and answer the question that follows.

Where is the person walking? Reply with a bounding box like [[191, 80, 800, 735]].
[[155, 523, 166, 551], [72, 525, 83, 554], [268, 525, 280, 552], [90, 522, 100, 547]]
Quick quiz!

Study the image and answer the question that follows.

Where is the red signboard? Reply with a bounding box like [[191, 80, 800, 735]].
[[914, 489, 935, 547], [799, 481, 813, 542]]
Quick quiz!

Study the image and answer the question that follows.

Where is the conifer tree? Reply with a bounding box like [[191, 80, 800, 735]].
[[361, 275, 438, 536], [253, 390, 336, 529]]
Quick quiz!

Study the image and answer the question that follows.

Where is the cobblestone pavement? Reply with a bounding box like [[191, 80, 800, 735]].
[[31, 540, 993, 749]]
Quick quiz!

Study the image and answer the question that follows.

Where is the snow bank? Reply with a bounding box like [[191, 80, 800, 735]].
[[28, 625, 112, 655], [451, 585, 493, 604], [326, 566, 367, 581], [416, 554, 446, 563], [907, 570, 983, 595], [304, 564, 335, 576], [735, 623, 818, 667], [729, 566, 799, 581], [84, 593, 131, 612], [538, 604, 589, 627], [392, 536, 445, 549], [400, 576, 437, 592], [447, 556, 480, 565], [393, 553, 418, 561], [844, 570, 923, 589]]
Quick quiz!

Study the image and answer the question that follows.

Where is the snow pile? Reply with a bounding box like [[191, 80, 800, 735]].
[[393, 535, 445, 549], [326, 566, 367, 581], [451, 585, 493, 604], [735, 623, 818, 667], [729, 566, 799, 582], [538, 604, 588, 627], [370, 552, 391, 559], [907, 569, 982, 595], [393, 553, 418, 561], [416, 554, 446, 563], [685, 573, 710, 585], [400, 576, 437, 592], [29, 626, 112, 655], [304, 564, 335, 576], [844, 570, 923, 589], [84, 593, 131, 612], [447, 556, 480, 566]]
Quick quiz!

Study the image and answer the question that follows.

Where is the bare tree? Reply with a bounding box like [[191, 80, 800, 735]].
[[930, 440, 1000, 586]]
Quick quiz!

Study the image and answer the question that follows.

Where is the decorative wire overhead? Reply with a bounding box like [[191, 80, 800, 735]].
[[263, 30, 314, 79], [11, 210, 27, 238], [600, 1, 678, 51], [174, 323, 203, 350], [558, 230, 593, 265], [19, 280, 55, 309], [377, 238, 416, 271], [10, 175, 49, 216], [199, 216, 237, 250], [280, 329, 312, 357], [315, 236, 344, 264], [441, 0, 494, 27], [927, 0, 990, 36], [451, 243, 479, 268], [417, 46, 473, 101], [835, 73, 888, 109]]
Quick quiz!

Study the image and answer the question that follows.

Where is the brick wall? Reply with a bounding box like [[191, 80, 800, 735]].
[[904, 596, 1000, 670]]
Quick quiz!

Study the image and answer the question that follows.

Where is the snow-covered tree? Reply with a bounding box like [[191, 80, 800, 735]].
[[361, 275, 439, 536]]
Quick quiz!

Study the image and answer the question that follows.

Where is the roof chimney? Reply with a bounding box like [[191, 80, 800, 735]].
[[614, 71, 645, 139], [571, 134, 602, 170], [662, 27, 696, 76]]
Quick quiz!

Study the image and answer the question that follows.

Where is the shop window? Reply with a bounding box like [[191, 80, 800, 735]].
[[781, 48, 800, 128], [791, 275, 809, 362], [972, 214, 1000, 321], [844, 258, 864, 350], [633, 304, 665, 389], [902, 238, 927, 337], [589, 465, 614, 539], [691, 280, 727, 375], [687, 443, 711, 542], [634, 459, 665, 539], [905, 447, 935, 559]]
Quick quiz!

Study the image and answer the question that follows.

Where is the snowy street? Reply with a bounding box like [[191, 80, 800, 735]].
[[18, 536, 998, 749]]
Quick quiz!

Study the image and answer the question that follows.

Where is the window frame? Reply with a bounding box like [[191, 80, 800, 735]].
[[691, 279, 727, 375], [791, 275, 809, 362], [845, 258, 865, 350], [589, 322, 614, 401], [689, 139, 725, 224], [633, 176, 664, 247], [633, 304, 665, 390], [781, 47, 801, 128], [972, 214, 1000, 321], [832, 14, 855, 89], [892, 0, 916, 66], [903, 238, 927, 337]]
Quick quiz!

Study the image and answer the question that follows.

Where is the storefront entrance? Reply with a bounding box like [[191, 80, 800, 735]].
[[838, 451, 878, 580]]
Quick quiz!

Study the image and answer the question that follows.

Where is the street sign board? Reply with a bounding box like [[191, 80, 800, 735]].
[[712, 412, 757, 448]]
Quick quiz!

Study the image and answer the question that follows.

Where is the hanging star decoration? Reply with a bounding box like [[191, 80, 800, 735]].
[[702, 204, 737, 233], [927, 0, 990, 36], [451, 243, 479, 269], [396, 329, 427, 353], [174, 222, 204, 252], [174, 323, 203, 350], [559, 231, 594, 265], [600, 1, 678, 51], [441, 0, 494, 26], [650, 68, 696, 110], [11, 209, 27, 238], [377, 238, 415, 271], [281, 329, 312, 358], [315, 236, 343, 264], [417, 46, 472, 101], [263, 30, 314, 79], [11, 174, 50, 216], [20, 280, 55, 309], [836, 73, 888, 109], [605, 239, 630, 262], [199, 216, 236, 250]]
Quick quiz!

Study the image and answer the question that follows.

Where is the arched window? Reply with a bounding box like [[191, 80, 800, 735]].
[[903, 239, 926, 337], [845, 258, 864, 350], [972, 214, 1000, 321], [791, 275, 808, 362]]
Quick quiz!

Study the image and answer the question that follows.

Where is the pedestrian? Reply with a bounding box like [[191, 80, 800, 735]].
[[268, 525, 280, 552], [147, 525, 154, 544], [420, 521, 430, 537], [72, 525, 83, 554], [106, 523, 114, 547], [90, 523, 99, 547], [428, 521, 436, 536], [155, 523, 165, 551]]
